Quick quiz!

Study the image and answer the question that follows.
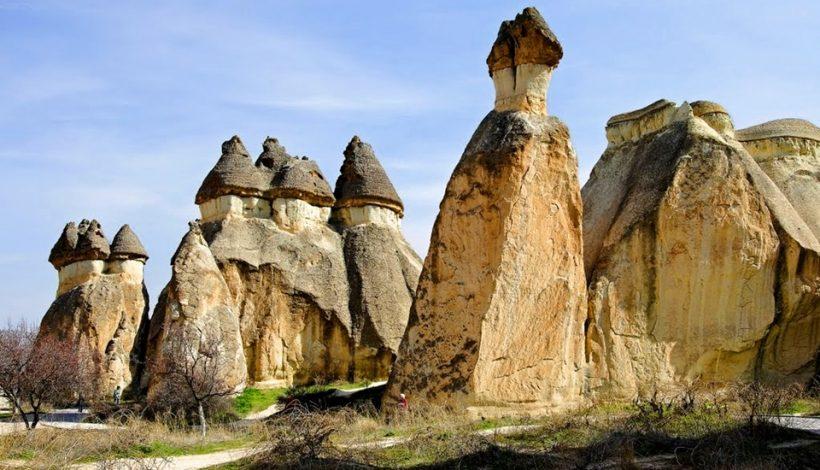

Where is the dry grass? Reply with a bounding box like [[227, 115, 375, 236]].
[[0, 414, 263, 468], [2, 381, 819, 469]]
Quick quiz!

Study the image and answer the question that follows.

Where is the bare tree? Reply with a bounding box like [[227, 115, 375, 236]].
[[153, 327, 236, 437], [0, 322, 81, 429]]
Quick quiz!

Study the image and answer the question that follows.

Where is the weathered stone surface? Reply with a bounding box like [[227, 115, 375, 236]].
[[343, 223, 421, 378], [38, 220, 149, 397], [583, 101, 820, 397], [737, 119, 820, 239], [387, 8, 586, 412], [149, 134, 421, 388], [486, 7, 562, 73], [145, 222, 247, 397]]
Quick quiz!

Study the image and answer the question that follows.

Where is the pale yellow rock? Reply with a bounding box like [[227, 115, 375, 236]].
[[145, 222, 247, 398], [38, 264, 149, 396], [386, 7, 586, 412], [583, 102, 820, 397]]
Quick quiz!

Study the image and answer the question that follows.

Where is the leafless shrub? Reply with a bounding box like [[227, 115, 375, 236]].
[[0, 321, 86, 429], [255, 405, 339, 466], [734, 381, 802, 427], [149, 327, 236, 437]]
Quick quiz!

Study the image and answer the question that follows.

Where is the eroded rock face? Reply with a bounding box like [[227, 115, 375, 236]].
[[146, 135, 421, 389], [145, 222, 247, 398], [38, 221, 149, 397], [583, 102, 820, 397], [386, 7, 587, 413]]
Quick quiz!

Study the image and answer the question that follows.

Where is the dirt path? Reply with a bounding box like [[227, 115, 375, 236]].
[[70, 446, 262, 470]]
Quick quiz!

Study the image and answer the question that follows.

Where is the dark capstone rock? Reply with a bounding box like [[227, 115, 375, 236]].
[[334, 136, 403, 214], [486, 6, 562, 74], [110, 224, 149, 261]]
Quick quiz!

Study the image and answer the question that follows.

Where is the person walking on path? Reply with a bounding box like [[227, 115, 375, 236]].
[[113, 385, 122, 406]]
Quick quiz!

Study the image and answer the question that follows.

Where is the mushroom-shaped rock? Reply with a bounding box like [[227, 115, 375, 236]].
[[110, 225, 149, 261], [486, 7, 563, 114], [195, 136, 268, 204], [48, 222, 79, 268], [256, 137, 292, 171], [270, 157, 335, 206], [74, 219, 110, 261], [334, 136, 403, 215]]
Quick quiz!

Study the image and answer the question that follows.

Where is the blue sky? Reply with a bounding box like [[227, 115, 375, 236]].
[[1, 0, 818, 324]]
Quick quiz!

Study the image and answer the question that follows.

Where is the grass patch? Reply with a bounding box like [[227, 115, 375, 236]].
[[233, 387, 288, 417], [284, 380, 372, 398], [780, 398, 820, 416], [81, 437, 249, 462]]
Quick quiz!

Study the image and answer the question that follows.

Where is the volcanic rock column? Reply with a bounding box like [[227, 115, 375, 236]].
[[386, 7, 586, 412]]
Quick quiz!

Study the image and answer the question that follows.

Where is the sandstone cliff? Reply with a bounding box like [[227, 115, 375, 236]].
[[583, 101, 820, 397], [38, 221, 150, 397], [386, 7, 587, 413], [146, 135, 420, 388]]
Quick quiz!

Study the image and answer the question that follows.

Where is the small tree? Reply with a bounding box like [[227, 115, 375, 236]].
[[153, 327, 236, 437], [0, 322, 81, 429]]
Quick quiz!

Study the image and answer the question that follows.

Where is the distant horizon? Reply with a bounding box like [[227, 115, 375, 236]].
[[1, 0, 818, 324]]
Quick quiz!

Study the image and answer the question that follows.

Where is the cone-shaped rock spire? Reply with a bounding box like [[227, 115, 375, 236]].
[[195, 136, 268, 204], [486, 6, 562, 74], [334, 136, 403, 215], [49, 222, 79, 268], [110, 224, 149, 261]]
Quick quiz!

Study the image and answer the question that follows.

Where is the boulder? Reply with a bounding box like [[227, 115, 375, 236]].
[[385, 7, 587, 414], [582, 101, 820, 397]]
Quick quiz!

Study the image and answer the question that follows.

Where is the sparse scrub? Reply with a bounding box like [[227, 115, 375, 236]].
[[0, 415, 262, 468]]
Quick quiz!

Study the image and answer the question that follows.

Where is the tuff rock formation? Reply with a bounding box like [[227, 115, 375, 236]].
[[145, 222, 247, 399], [583, 99, 820, 397], [386, 7, 587, 414], [146, 135, 420, 389], [38, 221, 150, 396]]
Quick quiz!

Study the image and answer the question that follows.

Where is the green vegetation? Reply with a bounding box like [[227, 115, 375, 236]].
[[232, 387, 288, 417], [231, 381, 372, 417], [284, 380, 371, 398], [780, 398, 820, 416], [79, 437, 249, 462]]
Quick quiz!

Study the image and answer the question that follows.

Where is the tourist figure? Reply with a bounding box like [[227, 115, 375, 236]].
[[398, 393, 408, 411], [113, 385, 122, 406]]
